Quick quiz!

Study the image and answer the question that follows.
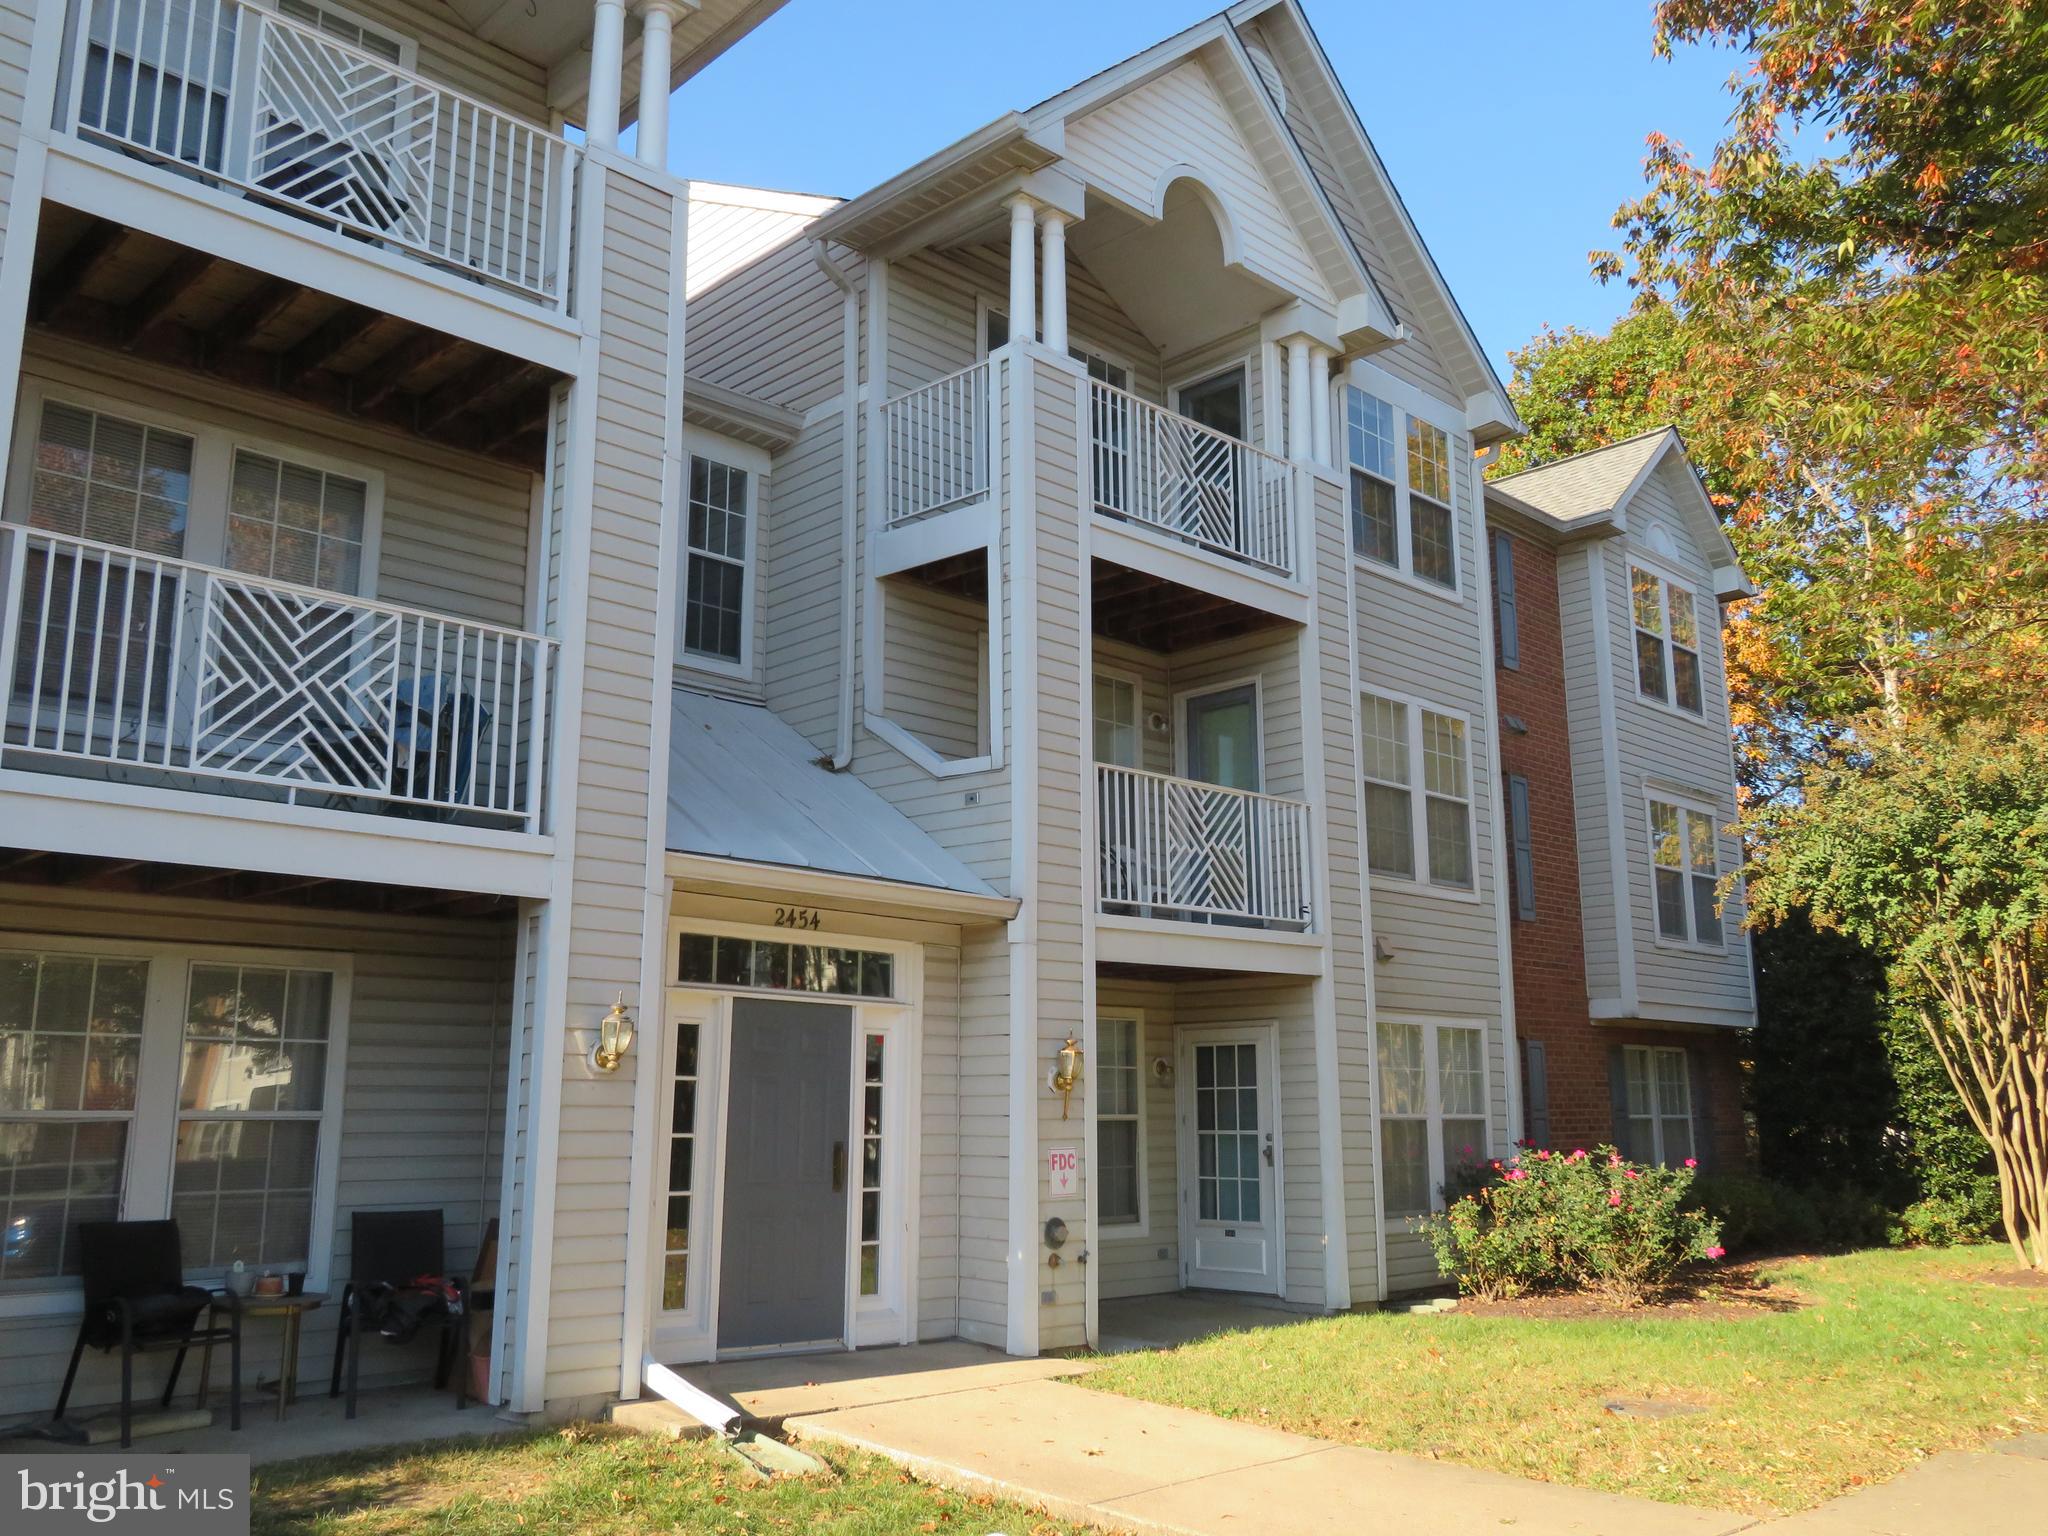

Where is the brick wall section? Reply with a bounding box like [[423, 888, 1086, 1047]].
[[1490, 521, 1747, 1168]]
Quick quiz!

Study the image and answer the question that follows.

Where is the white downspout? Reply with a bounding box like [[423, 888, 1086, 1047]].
[[814, 238, 861, 769]]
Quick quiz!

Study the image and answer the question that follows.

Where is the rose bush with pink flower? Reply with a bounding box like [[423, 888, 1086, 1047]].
[[1418, 1145, 1724, 1305]]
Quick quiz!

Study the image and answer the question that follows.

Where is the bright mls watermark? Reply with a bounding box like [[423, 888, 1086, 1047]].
[[4, 1455, 248, 1536]]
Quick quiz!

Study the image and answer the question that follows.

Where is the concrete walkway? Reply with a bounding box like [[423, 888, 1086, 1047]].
[[773, 1360, 2048, 1536]]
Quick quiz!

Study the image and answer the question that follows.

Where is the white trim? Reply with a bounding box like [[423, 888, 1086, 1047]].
[[664, 852, 1016, 922], [1621, 1043, 1696, 1166], [1091, 664, 1144, 770], [676, 430, 767, 681], [1625, 556, 1708, 719], [0, 935, 353, 1318], [1003, 346, 1041, 1359], [1371, 1012, 1491, 1228], [1584, 541, 1640, 1017], [1094, 1009, 1148, 1236], [1357, 686, 1480, 902], [1094, 913, 1325, 974], [1175, 1022, 1284, 1297], [1642, 787, 1729, 952], [1475, 489, 1524, 1144], [1341, 377, 1465, 603]]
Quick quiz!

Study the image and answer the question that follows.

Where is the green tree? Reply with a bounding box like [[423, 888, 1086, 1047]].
[[1746, 721, 2048, 1268]]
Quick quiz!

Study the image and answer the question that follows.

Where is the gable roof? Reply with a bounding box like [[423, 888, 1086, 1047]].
[[666, 689, 1004, 899], [1490, 428, 1755, 600], [806, 2, 1512, 435]]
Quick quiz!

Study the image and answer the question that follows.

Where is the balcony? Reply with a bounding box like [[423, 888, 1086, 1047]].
[[60, 0, 577, 314], [0, 525, 551, 833], [882, 361, 991, 526], [1088, 382, 1294, 578], [1096, 763, 1312, 930]]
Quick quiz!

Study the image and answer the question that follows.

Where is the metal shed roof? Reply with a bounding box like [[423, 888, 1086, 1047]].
[[665, 689, 1001, 899]]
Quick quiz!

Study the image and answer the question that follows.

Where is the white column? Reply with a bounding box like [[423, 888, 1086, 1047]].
[[634, 2, 679, 171], [1286, 336, 1314, 462], [1007, 196, 1037, 347], [1040, 212, 1068, 354], [587, 0, 627, 153], [1310, 346, 1334, 467]]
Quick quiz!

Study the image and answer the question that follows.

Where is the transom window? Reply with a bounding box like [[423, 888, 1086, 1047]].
[[1377, 1018, 1487, 1218], [683, 456, 751, 667], [1649, 797, 1723, 946], [1624, 1045, 1694, 1165], [1346, 387, 1459, 591], [227, 452, 369, 594], [0, 945, 343, 1291], [676, 933, 896, 999], [30, 402, 192, 556], [1632, 566, 1704, 714], [1361, 693, 1475, 891], [1097, 1016, 1142, 1228]]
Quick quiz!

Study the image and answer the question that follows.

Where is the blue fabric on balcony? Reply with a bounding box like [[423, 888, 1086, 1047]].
[[666, 688, 999, 898]]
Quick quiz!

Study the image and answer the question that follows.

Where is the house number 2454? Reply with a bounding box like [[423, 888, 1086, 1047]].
[[774, 906, 822, 931]]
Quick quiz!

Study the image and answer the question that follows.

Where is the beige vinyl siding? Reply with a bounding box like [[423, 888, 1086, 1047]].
[[1094, 981, 1178, 1299], [1027, 353, 1089, 1350], [687, 233, 850, 414], [1605, 461, 1753, 1023], [346, 1, 549, 125], [1356, 442, 1512, 1283], [0, 1, 33, 257], [1063, 57, 1331, 306], [1559, 543, 1622, 1001], [880, 581, 986, 762], [0, 885, 512, 1419], [538, 166, 676, 1405], [16, 340, 534, 629], [759, 415, 847, 749], [1384, 1228, 1441, 1294], [917, 940, 963, 1340], [685, 188, 832, 300], [954, 924, 1010, 1346]]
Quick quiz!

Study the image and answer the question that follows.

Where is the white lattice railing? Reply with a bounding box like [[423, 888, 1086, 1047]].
[[882, 361, 991, 525], [0, 525, 552, 830], [1096, 763, 1312, 928], [64, 0, 576, 309], [1089, 381, 1295, 576]]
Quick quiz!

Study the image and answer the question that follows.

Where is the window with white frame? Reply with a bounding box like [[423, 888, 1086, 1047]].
[[226, 452, 369, 594], [1097, 1015, 1142, 1228], [1377, 1018, 1488, 1218], [1361, 693, 1475, 891], [859, 1032, 885, 1295], [1648, 796, 1723, 946], [683, 455, 751, 667], [1631, 565, 1704, 714], [29, 401, 192, 556], [1346, 387, 1459, 591], [1624, 1045, 1694, 1165], [1093, 672, 1139, 768], [0, 945, 343, 1292], [983, 309, 1128, 387], [275, 0, 408, 64]]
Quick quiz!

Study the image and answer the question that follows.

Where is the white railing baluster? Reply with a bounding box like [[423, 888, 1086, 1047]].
[[0, 526, 552, 830], [1084, 378, 1295, 576], [880, 360, 993, 525], [61, 0, 570, 309], [1094, 763, 1312, 928]]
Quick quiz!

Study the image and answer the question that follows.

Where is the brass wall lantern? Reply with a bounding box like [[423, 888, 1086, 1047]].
[[1049, 1033, 1084, 1119], [591, 994, 638, 1073]]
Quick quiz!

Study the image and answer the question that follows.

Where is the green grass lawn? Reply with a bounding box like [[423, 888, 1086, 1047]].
[[250, 1426, 1091, 1536], [1086, 1245, 2048, 1516]]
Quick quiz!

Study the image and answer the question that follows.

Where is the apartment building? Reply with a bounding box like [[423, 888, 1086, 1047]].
[[0, 0, 1757, 1437], [0, 0, 785, 1424], [1486, 432, 1755, 1168]]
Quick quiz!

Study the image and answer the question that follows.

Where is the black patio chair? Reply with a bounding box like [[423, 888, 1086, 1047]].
[[53, 1220, 241, 1450], [329, 1209, 470, 1420]]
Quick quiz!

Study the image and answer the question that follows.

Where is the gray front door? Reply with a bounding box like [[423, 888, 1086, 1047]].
[[718, 998, 852, 1350]]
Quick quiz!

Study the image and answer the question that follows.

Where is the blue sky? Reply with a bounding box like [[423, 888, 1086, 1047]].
[[666, 2, 1746, 375]]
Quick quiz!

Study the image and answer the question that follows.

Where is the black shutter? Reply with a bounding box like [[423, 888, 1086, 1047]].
[[1508, 774, 1536, 921], [1607, 1045, 1634, 1158], [1521, 1038, 1550, 1150], [1688, 1048, 1715, 1172], [1493, 529, 1520, 670]]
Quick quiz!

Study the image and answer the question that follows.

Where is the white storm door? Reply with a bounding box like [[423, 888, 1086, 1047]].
[[1178, 1027, 1280, 1294]]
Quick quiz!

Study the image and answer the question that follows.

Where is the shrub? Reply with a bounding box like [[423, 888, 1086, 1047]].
[[1420, 1146, 1724, 1305], [1890, 1182, 2003, 1248]]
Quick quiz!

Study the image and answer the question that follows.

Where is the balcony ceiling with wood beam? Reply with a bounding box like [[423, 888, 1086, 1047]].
[[0, 848, 519, 920], [26, 209, 563, 469]]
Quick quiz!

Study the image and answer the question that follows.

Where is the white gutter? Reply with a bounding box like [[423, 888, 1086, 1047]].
[[812, 238, 861, 769], [643, 1357, 741, 1438]]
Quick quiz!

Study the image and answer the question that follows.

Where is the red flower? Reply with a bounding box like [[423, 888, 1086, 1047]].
[[1608, 1191, 1623, 1207]]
